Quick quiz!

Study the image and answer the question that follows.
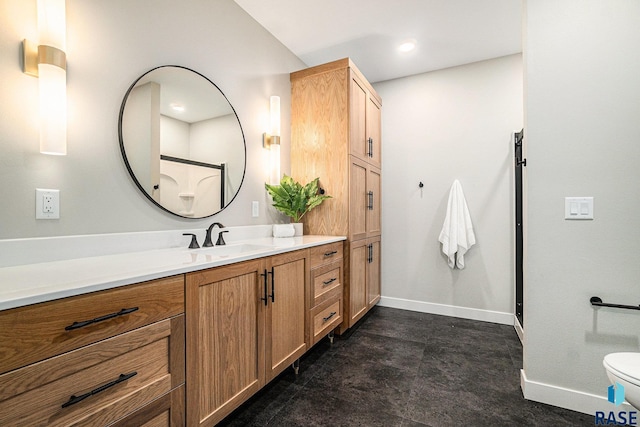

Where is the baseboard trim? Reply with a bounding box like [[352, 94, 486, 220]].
[[514, 316, 524, 344], [520, 369, 635, 416], [377, 296, 513, 325]]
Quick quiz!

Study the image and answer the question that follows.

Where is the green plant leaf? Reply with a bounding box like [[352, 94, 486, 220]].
[[265, 174, 332, 222]]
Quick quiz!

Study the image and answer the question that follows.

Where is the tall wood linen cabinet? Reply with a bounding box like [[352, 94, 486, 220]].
[[291, 58, 381, 333]]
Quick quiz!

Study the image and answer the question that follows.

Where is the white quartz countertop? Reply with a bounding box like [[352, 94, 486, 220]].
[[0, 235, 345, 311]]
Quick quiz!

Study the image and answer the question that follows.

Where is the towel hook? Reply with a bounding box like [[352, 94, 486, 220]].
[[419, 182, 424, 188]]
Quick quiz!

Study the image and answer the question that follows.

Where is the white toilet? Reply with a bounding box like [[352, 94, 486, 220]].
[[603, 352, 640, 410]]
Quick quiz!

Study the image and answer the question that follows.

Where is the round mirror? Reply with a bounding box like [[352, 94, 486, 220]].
[[118, 65, 246, 218]]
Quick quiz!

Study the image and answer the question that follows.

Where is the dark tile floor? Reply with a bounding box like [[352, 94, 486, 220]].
[[218, 307, 595, 426]]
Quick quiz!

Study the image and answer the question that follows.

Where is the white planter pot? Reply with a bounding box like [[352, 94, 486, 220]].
[[292, 223, 303, 236], [273, 224, 295, 238]]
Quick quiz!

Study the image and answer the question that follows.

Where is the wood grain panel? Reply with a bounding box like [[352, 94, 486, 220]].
[[309, 241, 343, 268], [185, 259, 264, 427], [366, 94, 382, 168], [0, 323, 172, 426], [0, 316, 181, 401], [291, 67, 350, 237], [349, 241, 368, 327], [367, 237, 382, 308], [350, 72, 368, 161], [312, 262, 342, 305], [109, 385, 184, 427], [199, 272, 259, 416], [291, 58, 382, 336], [265, 253, 307, 380], [367, 166, 382, 237], [311, 298, 342, 345], [0, 275, 184, 375], [350, 157, 368, 241]]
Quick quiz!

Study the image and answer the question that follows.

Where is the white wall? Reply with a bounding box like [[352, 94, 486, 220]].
[[374, 54, 523, 321], [0, 0, 305, 239], [522, 0, 640, 414]]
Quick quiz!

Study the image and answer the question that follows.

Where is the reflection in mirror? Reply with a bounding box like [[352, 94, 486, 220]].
[[119, 66, 246, 218]]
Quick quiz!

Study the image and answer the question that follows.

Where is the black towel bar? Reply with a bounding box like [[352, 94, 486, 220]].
[[590, 296, 640, 311]]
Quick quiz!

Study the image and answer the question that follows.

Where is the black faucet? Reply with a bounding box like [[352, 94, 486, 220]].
[[204, 222, 225, 247], [183, 233, 200, 249], [216, 230, 229, 246]]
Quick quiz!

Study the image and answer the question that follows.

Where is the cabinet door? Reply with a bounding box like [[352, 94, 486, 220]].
[[186, 260, 264, 427], [349, 240, 369, 327], [350, 157, 368, 241], [264, 251, 308, 381], [367, 237, 382, 308], [367, 166, 382, 237], [349, 73, 368, 162], [366, 95, 382, 168]]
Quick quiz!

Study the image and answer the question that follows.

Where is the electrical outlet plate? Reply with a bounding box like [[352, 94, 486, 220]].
[[36, 189, 60, 219], [252, 201, 259, 217]]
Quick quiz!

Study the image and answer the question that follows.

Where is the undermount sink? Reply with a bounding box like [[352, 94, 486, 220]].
[[194, 243, 275, 257]]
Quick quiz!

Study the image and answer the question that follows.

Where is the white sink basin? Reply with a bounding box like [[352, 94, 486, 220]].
[[194, 244, 275, 257]]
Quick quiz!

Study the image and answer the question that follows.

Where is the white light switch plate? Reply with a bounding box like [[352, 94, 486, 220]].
[[36, 189, 60, 219], [565, 197, 593, 220]]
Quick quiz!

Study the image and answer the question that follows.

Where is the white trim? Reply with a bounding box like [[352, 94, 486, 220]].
[[514, 316, 524, 344], [520, 369, 636, 416], [377, 296, 513, 325]]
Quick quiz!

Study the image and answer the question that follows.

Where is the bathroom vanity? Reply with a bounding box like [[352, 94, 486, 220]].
[[0, 234, 344, 426]]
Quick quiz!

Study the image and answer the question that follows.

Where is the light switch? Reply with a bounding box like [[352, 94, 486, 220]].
[[570, 202, 579, 215], [565, 197, 593, 220]]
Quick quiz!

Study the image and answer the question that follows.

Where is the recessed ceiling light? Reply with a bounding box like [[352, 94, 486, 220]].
[[170, 103, 185, 112], [398, 39, 416, 53]]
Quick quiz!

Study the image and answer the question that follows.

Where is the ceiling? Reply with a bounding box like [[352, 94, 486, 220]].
[[234, 0, 522, 83]]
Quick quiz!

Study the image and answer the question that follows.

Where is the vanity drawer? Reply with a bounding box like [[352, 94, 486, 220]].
[[311, 261, 343, 306], [109, 385, 185, 427], [0, 275, 184, 374], [309, 242, 343, 268], [0, 315, 184, 427], [311, 298, 342, 344]]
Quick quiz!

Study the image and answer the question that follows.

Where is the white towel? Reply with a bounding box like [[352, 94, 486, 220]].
[[438, 180, 476, 269]]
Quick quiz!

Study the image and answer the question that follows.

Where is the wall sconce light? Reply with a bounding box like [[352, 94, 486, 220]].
[[23, 0, 67, 155], [263, 95, 281, 184]]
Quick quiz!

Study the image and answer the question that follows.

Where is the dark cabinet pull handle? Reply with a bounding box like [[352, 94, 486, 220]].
[[323, 250, 338, 257], [367, 244, 373, 263], [62, 372, 137, 408], [369, 138, 374, 158], [323, 312, 337, 323], [65, 307, 139, 331], [367, 191, 374, 210], [260, 270, 268, 306], [268, 267, 275, 303], [322, 278, 337, 286]]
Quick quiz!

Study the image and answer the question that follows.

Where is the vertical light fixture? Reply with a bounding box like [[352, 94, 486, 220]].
[[23, 0, 67, 155], [263, 95, 281, 184]]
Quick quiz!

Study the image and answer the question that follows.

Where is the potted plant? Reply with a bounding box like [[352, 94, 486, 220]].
[[265, 175, 331, 236]]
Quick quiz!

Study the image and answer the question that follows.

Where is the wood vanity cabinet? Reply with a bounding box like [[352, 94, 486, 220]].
[[349, 237, 382, 326], [291, 58, 382, 332], [185, 250, 308, 427], [0, 275, 186, 426], [308, 242, 344, 345]]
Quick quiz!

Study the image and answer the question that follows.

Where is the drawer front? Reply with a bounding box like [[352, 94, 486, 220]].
[[311, 298, 342, 344], [309, 242, 343, 268], [0, 315, 184, 427], [312, 262, 342, 306], [0, 275, 184, 374], [109, 385, 184, 427]]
